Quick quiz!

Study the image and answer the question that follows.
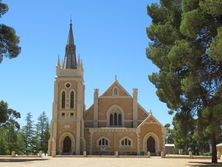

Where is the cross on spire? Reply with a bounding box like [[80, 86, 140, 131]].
[[115, 75, 117, 81], [70, 16, 72, 24]]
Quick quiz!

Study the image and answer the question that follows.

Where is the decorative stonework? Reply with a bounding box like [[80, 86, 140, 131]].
[[119, 137, 133, 147], [143, 132, 160, 155], [64, 125, 70, 129], [65, 82, 71, 89], [106, 105, 125, 127], [58, 132, 75, 154], [89, 127, 138, 133], [48, 23, 165, 156]]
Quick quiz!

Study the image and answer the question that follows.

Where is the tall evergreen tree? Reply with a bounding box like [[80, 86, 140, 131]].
[[16, 130, 26, 155], [22, 112, 36, 154], [5, 121, 19, 153], [0, 0, 21, 63], [147, 0, 222, 163], [35, 111, 50, 153]]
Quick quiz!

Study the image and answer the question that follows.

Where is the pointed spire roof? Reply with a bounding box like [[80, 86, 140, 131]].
[[63, 21, 77, 69], [67, 21, 74, 45]]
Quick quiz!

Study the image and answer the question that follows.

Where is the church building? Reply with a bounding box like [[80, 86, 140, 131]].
[[48, 23, 165, 156]]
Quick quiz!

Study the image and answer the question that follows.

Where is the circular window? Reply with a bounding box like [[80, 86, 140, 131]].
[[65, 83, 71, 88]]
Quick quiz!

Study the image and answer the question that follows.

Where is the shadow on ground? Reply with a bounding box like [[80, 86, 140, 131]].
[[188, 161, 222, 167], [0, 158, 48, 163]]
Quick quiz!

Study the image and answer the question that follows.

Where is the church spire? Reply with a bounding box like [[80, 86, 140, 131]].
[[67, 19, 74, 45], [63, 21, 77, 69]]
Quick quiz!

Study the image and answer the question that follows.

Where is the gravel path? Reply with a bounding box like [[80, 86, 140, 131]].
[[0, 157, 222, 167]]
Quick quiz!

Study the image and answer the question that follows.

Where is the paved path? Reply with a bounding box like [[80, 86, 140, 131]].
[[0, 157, 222, 167]]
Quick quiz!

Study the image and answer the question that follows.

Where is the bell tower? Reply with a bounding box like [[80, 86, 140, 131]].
[[48, 22, 85, 156]]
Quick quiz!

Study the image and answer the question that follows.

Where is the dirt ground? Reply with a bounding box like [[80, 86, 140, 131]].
[[0, 156, 222, 167]]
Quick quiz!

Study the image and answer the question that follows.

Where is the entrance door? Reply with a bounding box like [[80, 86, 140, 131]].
[[63, 136, 71, 154], [147, 137, 155, 154]]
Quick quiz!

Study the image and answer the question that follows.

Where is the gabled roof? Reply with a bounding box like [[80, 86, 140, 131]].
[[101, 80, 131, 97], [137, 112, 164, 128]]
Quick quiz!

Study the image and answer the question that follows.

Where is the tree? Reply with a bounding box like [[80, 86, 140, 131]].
[[164, 123, 174, 144], [35, 111, 50, 153], [147, 0, 222, 163], [171, 112, 195, 154], [0, 100, 20, 128], [16, 130, 26, 155], [0, 127, 7, 154], [22, 112, 36, 154], [0, 0, 21, 63], [5, 121, 19, 153], [0, 100, 21, 154]]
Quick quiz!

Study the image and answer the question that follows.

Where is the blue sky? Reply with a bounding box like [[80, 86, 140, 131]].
[[0, 0, 172, 126]]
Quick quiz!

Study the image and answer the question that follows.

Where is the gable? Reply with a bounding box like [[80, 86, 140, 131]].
[[101, 80, 131, 97], [138, 113, 163, 128]]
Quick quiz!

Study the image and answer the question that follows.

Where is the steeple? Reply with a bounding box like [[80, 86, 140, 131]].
[[67, 19, 74, 45], [63, 21, 77, 69]]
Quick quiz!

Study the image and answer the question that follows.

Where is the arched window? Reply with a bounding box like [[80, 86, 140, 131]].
[[110, 114, 113, 126], [114, 113, 118, 125], [120, 138, 132, 147], [110, 112, 122, 127], [98, 138, 109, 146], [108, 106, 123, 127], [112, 87, 119, 96], [62, 91, 65, 109], [118, 113, 122, 126], [70, 91, 74, 109]]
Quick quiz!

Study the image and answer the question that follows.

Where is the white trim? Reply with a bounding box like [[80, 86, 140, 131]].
[[58, 132, 75, 154], [119, 137, 133, 148], [143, 132, 160, 155], [149, 113, 164, 127], [137, 113, 163, 129], [106, 105, 124, 127], [85, 119, 145, 122], [88, 127, 138, 133]]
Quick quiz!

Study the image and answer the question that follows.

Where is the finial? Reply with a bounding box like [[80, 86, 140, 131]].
[[81, 59, 83, 65], [150, 109, 152, 115], [115, 75, 117, 81], [57, 55, 60, 67], [81, 59, 83, 69], [70, 16, 72, 25], [78, 54, 80, 65]]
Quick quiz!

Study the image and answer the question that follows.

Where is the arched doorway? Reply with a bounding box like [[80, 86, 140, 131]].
[[63, 136, 71, 154], [147, 137, 155, 154], [59, 132, 75, 155]]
